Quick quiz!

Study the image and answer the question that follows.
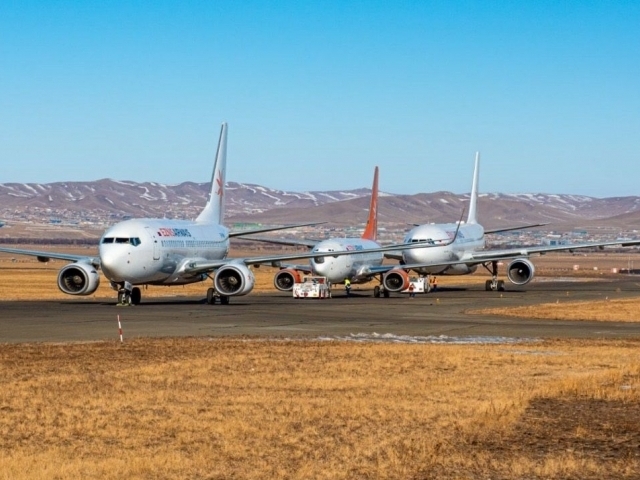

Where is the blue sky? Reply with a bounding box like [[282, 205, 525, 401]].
[[1, 1, 639, 197]]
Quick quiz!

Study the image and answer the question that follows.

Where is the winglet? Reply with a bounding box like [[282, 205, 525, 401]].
[[467, 152, 479, 224], [361, 166, 379, 241], [196, 123, 228, 224]]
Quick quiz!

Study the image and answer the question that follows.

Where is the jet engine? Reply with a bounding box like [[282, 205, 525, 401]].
[[273, 268, 303, 292], [507, 258, 535, 285], [57, 262, 101, 296], [383, 268, 411, 293], [214, 263, 255, 296]]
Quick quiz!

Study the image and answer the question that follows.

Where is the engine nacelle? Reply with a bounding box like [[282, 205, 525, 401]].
[[507, 258, 535, 285], [214, 263, 255, 296], [57, 262, 101, 296], [273, 268, 303, 292], [383, 268, 411, 293]]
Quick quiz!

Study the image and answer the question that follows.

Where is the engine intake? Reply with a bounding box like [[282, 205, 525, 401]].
[[273, 268, 302, 292], [507, 258, 535, 285], [57, 262, 101, 296], [383, 268, 411, 293], [214, 263, 255, 296]]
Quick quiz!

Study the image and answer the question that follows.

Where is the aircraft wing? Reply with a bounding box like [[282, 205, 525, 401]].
[[467, 239, 640, 262], [228, 222, 324, 238], [0, 247, 100, 266], [368, 239, 640, 275], [383, 252, 403, 261], [484, 223, 548, 234], [236, 235, 318, 248], [182, 240, 449, 275]]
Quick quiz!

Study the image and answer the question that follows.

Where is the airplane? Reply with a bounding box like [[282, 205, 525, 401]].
[[378, 153, 640, 294], [241, 166, 461, 298], [0, 123, 441, 305]]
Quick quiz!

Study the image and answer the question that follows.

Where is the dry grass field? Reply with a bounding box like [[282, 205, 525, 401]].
[[1, 338, 639, 479], [2, 250, 640, 478], [473, 297, 640, 322]]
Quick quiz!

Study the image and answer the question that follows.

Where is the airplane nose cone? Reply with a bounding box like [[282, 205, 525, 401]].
[[99, 245, 126, 282]]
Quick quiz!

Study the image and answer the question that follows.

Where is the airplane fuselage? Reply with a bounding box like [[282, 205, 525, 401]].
[[99, 219, 229, 286], [402, 223, 485, 275], [310, 238, 383, 284]]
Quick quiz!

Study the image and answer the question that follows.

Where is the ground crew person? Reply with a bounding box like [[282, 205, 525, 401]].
[[431, 276, 438, 291], [408, 282, 415, 298], [344, 278, 351, 297]]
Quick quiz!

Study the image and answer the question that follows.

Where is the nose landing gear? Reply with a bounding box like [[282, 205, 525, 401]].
[[116, 281, 141, 306]]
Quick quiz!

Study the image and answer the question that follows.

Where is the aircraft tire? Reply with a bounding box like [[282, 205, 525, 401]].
[[373, 286, 381, 298], [131, 287, 141, 305], [220, 296, 230, 305], [206, 288, 216, 305], [383, 290, 390, 298], [497, 280, 505, 292]]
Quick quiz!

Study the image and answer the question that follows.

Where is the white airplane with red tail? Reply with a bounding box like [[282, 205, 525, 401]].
[[246, 167, 459, 297]]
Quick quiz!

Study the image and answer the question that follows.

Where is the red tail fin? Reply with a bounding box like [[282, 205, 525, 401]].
[[361, 166, 379, 241]]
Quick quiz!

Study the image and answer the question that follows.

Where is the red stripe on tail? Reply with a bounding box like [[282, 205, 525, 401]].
[[361, 166, 379, 241]]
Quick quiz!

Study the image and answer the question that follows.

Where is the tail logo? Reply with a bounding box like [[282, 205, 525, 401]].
[[215, 170, 224, 197]]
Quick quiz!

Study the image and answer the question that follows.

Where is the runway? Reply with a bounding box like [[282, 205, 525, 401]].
[[2, 277, 640, 343]]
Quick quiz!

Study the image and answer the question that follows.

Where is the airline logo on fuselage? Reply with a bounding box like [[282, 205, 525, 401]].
[[346, 245, 364, 251], [157, 228, 192, 237]]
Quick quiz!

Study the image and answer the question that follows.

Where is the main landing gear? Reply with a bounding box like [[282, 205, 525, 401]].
[[482, 261, 505, 291], [373, 281, 390, 298], [206, 287, 230, 305], [116, 281, 141, 306]]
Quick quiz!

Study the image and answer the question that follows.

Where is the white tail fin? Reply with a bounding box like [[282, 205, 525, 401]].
[[467, 152, 479, 224], [196, 123, 228, 224]]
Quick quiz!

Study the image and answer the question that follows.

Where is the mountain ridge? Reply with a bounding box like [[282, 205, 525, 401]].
[[2, 179, 640, 230]]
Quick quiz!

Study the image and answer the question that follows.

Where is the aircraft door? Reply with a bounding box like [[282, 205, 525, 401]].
[[145, 227, 161, 260]]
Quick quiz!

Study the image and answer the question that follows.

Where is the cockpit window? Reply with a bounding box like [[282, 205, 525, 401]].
[[410, 238, 435, 245], [102, 237, 141, 246]]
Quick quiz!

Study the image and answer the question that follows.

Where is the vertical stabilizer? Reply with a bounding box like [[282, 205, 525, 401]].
[[467, 152, 480, 224], [361, 166, 379, 241], [196, 123, 228, 224]]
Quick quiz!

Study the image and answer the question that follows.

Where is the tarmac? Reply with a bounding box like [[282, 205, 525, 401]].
[[2, 277, 640, 344]]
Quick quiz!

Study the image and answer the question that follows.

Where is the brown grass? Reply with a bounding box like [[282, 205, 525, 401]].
[[1, 339, 639, 479], [473, 297, 640, 322]]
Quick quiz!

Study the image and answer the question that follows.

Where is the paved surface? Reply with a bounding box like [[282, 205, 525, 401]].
[[1, 278, 640, 343]]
